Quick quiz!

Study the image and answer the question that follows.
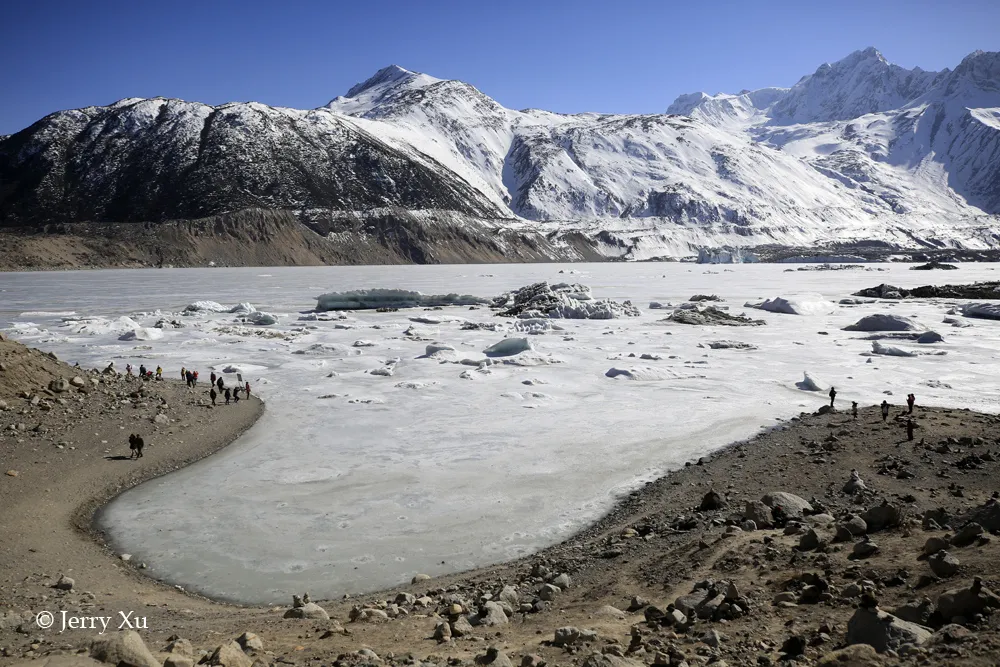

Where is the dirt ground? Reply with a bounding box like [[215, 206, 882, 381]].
[[3, 333, 1000, 667]]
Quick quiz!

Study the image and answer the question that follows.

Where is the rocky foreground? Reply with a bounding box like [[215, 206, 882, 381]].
[[3, 332, 1000, 666]]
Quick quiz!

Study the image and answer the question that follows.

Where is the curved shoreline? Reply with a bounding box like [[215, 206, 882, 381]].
[[83, 391, 266, 604]]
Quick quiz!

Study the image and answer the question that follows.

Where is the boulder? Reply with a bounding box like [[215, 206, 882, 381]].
[[206, 642, 253, 667], [922, 536, 951, 557], [282, 602, 329, 621], [580, 653, 645, 667], [842, 470, 867, 494], [928, 551, 960, 578], [48, 378, 71, 393], [54, 574, 75, 591], [236, 632, 263, 652], [474, 647, 514, 667], [411, 573, 431, 583], [845, 608, 931, 653], [551, 573, 572, 589], [434, 621, 452, 642], [951, 522, 984, 547], [474, 601, 508, 627], [538, 583, 560, 601], [70, 376, 86, 388], [451, 615, 474, 637], [163, 657, 194, 667], [799, 529, 821, 551], [499, 585, 520, 610], [743, 500, 772, 528], [553, 627, 598, 647], [762, 491, 813, 518], [936, 577, 1000, 620], [700, 489, 724, 510], [816, 644, 882, 666], [89, 631, 160, 667], [862, 501, 903, 532], [164, 639, 193, 656]]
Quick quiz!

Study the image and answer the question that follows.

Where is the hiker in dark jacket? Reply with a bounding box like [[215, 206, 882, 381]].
[[210, 388, 217, 405], [224, 387, 231, 405], [828, 386, 837, 408], [881, 400, 890, 422]]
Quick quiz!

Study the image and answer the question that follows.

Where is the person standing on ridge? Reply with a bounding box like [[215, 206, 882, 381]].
[[907, 393, 916, 414], [181, 367, 186, 381], [245, 381, 251, 399], [852, 401, 858, 419], [881, 400, 890, 422], [828, 386, 837, 408]]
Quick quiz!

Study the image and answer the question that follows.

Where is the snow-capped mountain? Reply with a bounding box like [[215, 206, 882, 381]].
[[1, 48, 998, 263]]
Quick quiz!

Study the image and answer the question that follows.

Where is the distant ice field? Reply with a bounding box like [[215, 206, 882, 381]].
[[2, 263, 999, 603]]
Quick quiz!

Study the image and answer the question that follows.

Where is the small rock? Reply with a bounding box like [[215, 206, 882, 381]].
[[89, 631, 160, 667], [53, 575, 74, 591], [283, 602, 329, 621], [236, 632, 263, 652]]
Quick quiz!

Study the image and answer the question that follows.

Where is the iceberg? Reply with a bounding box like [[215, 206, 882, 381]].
[[843, 314, 918, 332], [315, 289, 488, 311], [493, 282, 639, 319], [745, 296, 834, 315], [483, 337, 533, 357], [963, 303, 1000, 320]]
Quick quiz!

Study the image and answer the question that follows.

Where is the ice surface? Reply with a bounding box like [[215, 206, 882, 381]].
[[315, 289, 488, 311], [2, 263, 999, 604]]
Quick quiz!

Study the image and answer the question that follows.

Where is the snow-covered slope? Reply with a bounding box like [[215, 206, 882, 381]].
[[2, 49, 999, 261]]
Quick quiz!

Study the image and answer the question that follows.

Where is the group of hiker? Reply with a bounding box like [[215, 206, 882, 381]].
[[828, 386, 920, 440], [121, 361, 253, 405], [125, 363, 162, 381], [206, 370, 251, 406]]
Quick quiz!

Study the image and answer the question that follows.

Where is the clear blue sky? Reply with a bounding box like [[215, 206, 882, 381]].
[[1, 0, 998, 135]]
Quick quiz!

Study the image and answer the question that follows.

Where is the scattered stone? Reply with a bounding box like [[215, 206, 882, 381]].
[[53, 574, 75, 591], [434, 621, 452, 642], [852, 537, 880, 559], [474, 601, 509, 627], [411, 573, 431, 584], [552, 572, 572, 589], [743, 500, 772, 528], [538, 584, 560, 601], [451, 615, 474, 637], [799, 529, 821, 551]]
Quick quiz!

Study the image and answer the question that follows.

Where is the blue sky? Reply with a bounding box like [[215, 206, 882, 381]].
[[1, 0, 998, 135]]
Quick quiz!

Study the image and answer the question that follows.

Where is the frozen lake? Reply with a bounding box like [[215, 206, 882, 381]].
[[2, 262, 999, 603]]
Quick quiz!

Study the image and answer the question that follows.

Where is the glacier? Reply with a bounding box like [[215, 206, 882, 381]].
[[4, 262, 1000, 603]]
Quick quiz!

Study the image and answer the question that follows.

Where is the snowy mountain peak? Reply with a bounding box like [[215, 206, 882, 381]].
[[345, 65, 419, 97]]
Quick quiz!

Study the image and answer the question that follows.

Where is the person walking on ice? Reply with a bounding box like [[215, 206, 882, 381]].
[[828, 386, 837, 408], [881, 400, 890, 422]]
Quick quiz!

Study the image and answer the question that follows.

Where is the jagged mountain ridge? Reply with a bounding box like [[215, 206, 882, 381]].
[[1, 48, 999, 262]]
